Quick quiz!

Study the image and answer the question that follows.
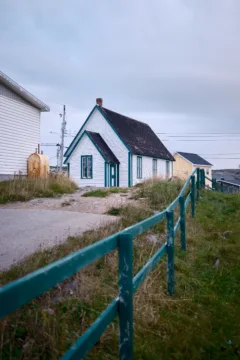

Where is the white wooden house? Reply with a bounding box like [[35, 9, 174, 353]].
[[0, 71, 50, 180], [64, 99, 174, 187]]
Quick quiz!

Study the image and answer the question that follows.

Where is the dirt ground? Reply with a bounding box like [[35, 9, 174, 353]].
[[0, 188, 138, 214]]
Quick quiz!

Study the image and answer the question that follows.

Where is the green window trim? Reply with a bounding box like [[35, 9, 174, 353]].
[[153, 159, 157, 176], [137, 156, 142, 179], [81, 155, 93, 179]]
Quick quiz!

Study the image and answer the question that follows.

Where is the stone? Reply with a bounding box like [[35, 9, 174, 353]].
[[222, 231, 233, 238], [63, 279, 78, 293], [52, 296, 64, 304], [214, 259, 220, 269], [43, 307, 55, 315]]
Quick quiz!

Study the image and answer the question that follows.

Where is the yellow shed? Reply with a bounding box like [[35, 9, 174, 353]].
[[28, 153, 49, 179], [173, 152, 213, 187]]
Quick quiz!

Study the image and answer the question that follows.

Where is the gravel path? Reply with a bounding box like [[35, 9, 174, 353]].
[[0, 209, 116, 270], [0, 189, 137, 214]]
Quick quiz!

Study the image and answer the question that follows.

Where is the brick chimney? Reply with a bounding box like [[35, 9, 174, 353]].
[[96, 98, 103, 107]]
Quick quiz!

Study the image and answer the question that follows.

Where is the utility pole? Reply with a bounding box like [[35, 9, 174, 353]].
[[56, 144, 61, 171], [59, 105, 66, 173]]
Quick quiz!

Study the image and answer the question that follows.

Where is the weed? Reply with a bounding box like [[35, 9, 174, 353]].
[[83, 188, 128, 198], [105, 207, 122, 216], [133, 177, 184, 210], [0, 174, 78, 204]]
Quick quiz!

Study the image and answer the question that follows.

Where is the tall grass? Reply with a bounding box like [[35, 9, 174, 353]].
[[0, 174, 78, 204], [0, 180, 239, 359], [133, 177, 184, 209]]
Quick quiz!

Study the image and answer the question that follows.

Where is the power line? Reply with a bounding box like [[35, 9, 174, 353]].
[[156, 132, 240, 135], [205, 158, 240, 160], [200, 153, 240, 155], [162, 139, 240, 142], [166, 135, 240, 138]]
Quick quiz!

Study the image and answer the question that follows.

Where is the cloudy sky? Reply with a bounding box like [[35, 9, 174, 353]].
[[1, 0, 240, 168]]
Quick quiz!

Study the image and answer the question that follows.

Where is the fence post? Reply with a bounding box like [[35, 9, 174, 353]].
[[196, 168, 200, 200], [200, 169, 202, 188], [118, 233, 134, 360], [212, 178, 217, 191], [202, 169, 206, 189], [179, 196, 186, 251], [166, 210, 174, 296], [221, 181, 224, 193], [191, 175, 195, 217]]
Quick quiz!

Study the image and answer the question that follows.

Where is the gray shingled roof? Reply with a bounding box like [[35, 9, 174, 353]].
[[86, 131, 119, 164], [101, 107, 175, 161], [177, 152, 212, 166]]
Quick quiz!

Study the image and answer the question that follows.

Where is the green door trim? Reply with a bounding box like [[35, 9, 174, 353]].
[[110, 164, 117, 187]]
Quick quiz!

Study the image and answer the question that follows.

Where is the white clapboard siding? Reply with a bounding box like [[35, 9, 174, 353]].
[[0, 93, 40, 175], [68, 107, 129, 187], [70, 133, 105, 187], [132, 155, 173, 185]]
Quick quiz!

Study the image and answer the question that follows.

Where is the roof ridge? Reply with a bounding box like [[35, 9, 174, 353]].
[[102, 107, 148, 126]]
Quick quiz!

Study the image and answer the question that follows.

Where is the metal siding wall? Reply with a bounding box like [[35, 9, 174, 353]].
[[0, 95, 40, 175], [69, 134, 105, 187], [0, 84, 29, 105], [69, 108, 129, 187], [132, 155, 172, 185]]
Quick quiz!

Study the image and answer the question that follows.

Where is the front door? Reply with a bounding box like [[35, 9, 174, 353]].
[[110, 164, 116, 187]]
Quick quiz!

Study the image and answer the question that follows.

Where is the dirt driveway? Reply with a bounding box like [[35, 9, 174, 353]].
[[0, 188, 136, 214]]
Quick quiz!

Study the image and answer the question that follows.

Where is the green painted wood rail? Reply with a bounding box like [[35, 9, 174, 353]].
[[204, 173, 240, 195], [0, 168, 202, 360]]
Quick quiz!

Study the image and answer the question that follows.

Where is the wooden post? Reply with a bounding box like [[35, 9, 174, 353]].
[[200, 169, 204, 189], [212, 178, 217, 191], [196, 168, 200, 200], [221, 181, 224, 193], [166, 210, 174, 296], [118, 233, 133, 360], [191, 175, 195, 217], [179, 196, 186, 251], [199, 169, 203, 189]]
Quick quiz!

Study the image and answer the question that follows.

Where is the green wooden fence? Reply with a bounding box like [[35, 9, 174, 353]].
[[0, 168, 208, 360]]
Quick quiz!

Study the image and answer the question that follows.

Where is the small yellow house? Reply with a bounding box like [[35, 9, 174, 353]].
[[173, 152, 213, 187]]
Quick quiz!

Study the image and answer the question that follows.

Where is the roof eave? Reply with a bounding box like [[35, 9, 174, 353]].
[[0, 71, 50, 112]]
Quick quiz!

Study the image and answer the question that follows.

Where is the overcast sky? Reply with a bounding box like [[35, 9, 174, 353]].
[[1, 0, 240, 168]]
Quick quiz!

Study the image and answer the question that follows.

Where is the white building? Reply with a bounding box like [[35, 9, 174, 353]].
[[0, 71, 50, 180], [64, 99, 174, 187]]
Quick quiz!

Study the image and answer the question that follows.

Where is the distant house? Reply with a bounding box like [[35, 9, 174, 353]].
[[0, 71, 50, 180], [173, 152, 213, 186], [64, 98, 174, 187], [212, 169, 240, 192]]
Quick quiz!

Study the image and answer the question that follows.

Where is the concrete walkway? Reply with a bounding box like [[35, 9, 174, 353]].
[[0, 209, 116, 270]]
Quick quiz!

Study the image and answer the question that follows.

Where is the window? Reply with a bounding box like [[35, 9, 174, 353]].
[[137, 156, 142, 179], [166, 161, 170, 178], [206, 168, 209, 175], [153, 159, 157, 176], [81, 156, 92, 179]]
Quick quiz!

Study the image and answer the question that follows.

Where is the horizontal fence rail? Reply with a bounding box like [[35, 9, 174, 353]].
[[0, 167, 205, 359]]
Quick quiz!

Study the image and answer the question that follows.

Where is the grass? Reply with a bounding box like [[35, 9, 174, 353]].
[[0, 175, 78, 204], [133, 177, 185, 210], [0, 180, 240, 359], [105, 207, 123, 216], [82, 187, 128, 198]]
